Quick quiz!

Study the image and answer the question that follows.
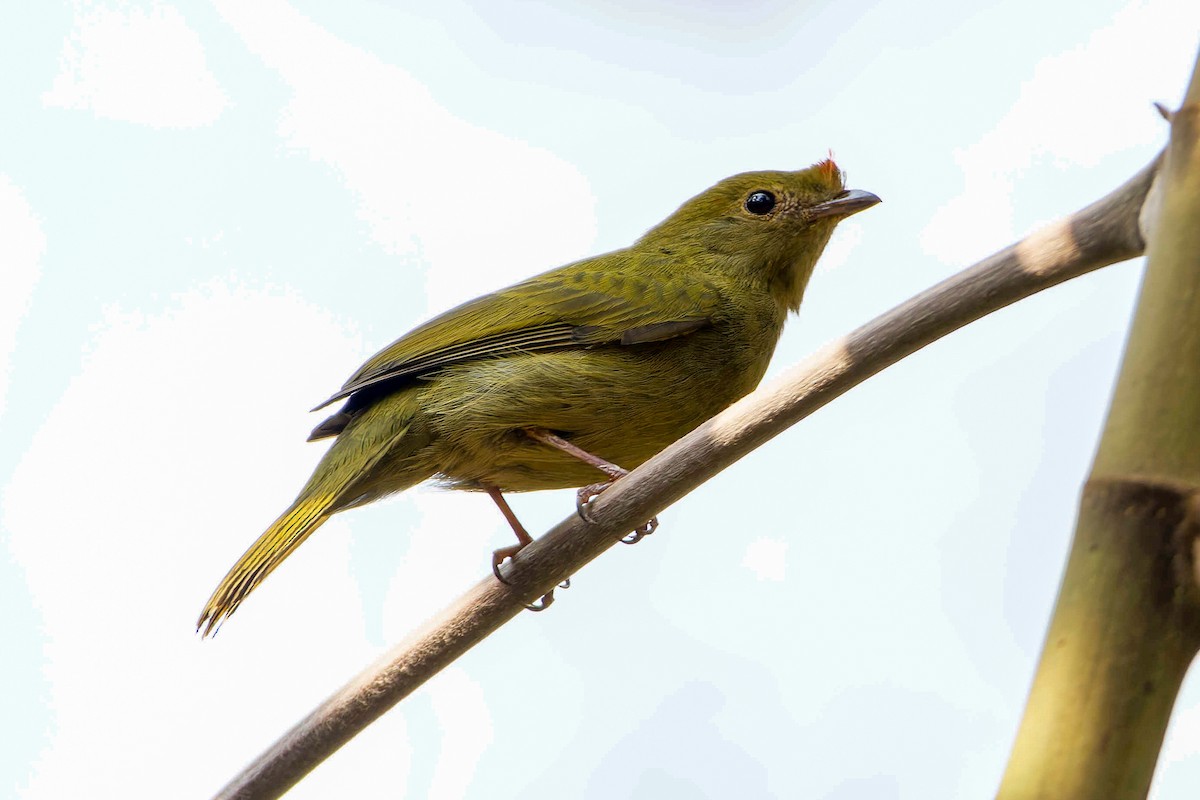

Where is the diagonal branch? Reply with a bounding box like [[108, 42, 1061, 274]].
[[212, 151, 1164, 800]]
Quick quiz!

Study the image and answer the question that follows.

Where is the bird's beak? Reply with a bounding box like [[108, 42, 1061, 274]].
[[808, 188, 881, 221]]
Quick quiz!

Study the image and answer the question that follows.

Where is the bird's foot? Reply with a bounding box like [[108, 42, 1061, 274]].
[[491, 542, 525, 586], [525, 589, 556, 612], [522, 427, 655, 541], [621, 517, 659, 545], [575, 480, 615, 523], [486, 485, 571, 610], [576, 481, 658, 544], [491, 540, 571, 610]]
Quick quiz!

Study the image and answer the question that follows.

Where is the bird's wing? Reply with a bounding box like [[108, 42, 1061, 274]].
[[312, 254, 723, 410]]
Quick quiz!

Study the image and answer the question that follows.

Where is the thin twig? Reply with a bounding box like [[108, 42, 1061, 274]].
[[212, 152, 1163, 800]]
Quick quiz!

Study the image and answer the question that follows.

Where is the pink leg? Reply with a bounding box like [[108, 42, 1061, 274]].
[[485, 485, 556, 611], [522, 427, 659, 543]]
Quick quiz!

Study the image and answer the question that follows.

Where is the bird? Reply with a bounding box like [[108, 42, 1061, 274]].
[[197, 158, 879, 635]]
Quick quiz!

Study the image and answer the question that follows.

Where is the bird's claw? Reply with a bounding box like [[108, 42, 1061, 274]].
[[491, 543, 525, 586], [621, 516, 659, 545], [576, 482, 658, 544], [526, 589, 556, 612], [575, 481, 610, 523], [494, 543, 570, 609]]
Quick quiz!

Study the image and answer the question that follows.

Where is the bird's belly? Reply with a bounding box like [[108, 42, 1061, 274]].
[[419, 338, 772, 491]]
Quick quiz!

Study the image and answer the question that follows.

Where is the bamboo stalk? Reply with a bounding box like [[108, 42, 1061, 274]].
[[997, 51, 1200, 800]]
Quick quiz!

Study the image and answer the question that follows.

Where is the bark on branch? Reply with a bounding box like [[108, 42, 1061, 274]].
[[212, 151, 1164, 800]]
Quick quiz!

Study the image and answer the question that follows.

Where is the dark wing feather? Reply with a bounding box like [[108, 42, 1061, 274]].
[[312, 253, 723, 412]]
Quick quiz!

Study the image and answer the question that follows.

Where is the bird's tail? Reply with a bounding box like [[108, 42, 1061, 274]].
[[196, 490, 337, 637], [197, 395, 432, 637]]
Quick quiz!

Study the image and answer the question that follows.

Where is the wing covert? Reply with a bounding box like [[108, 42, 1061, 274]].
[[312, 257, 723, 410]]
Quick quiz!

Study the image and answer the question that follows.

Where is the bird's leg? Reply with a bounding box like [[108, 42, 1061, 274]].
[[485, 485, 557, 611], [522, 427, 659, 544], [486, 485, 530, 582]]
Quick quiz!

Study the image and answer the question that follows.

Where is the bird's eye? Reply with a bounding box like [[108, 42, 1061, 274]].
[[745, 191, 776, 215]]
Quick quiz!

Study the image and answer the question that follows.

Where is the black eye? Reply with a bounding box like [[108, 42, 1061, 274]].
[[745, 190, 776, 215]]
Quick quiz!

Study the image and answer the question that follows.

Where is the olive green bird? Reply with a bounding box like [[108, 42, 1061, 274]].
[[197, 158, 879, 635]]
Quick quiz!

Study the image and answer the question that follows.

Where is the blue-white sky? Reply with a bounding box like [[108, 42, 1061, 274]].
[[2, 1, 1198, 798]]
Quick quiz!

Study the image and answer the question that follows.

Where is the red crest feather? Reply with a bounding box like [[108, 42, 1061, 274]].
[[816, 150, 841, 185]]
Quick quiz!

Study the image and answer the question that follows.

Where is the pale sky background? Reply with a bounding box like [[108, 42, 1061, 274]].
[[2, 1, 1199, 798]]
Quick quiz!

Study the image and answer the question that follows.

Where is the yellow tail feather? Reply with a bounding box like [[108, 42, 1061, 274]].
[[198, 399, 430, 636], [197, 493, 335, 637]]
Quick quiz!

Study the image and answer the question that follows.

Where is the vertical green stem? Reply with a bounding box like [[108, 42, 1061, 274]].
[[997, 51, 1200, 799]]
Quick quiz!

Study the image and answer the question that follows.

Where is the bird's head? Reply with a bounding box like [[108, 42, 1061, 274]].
[[639, 159, 880, 312]]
